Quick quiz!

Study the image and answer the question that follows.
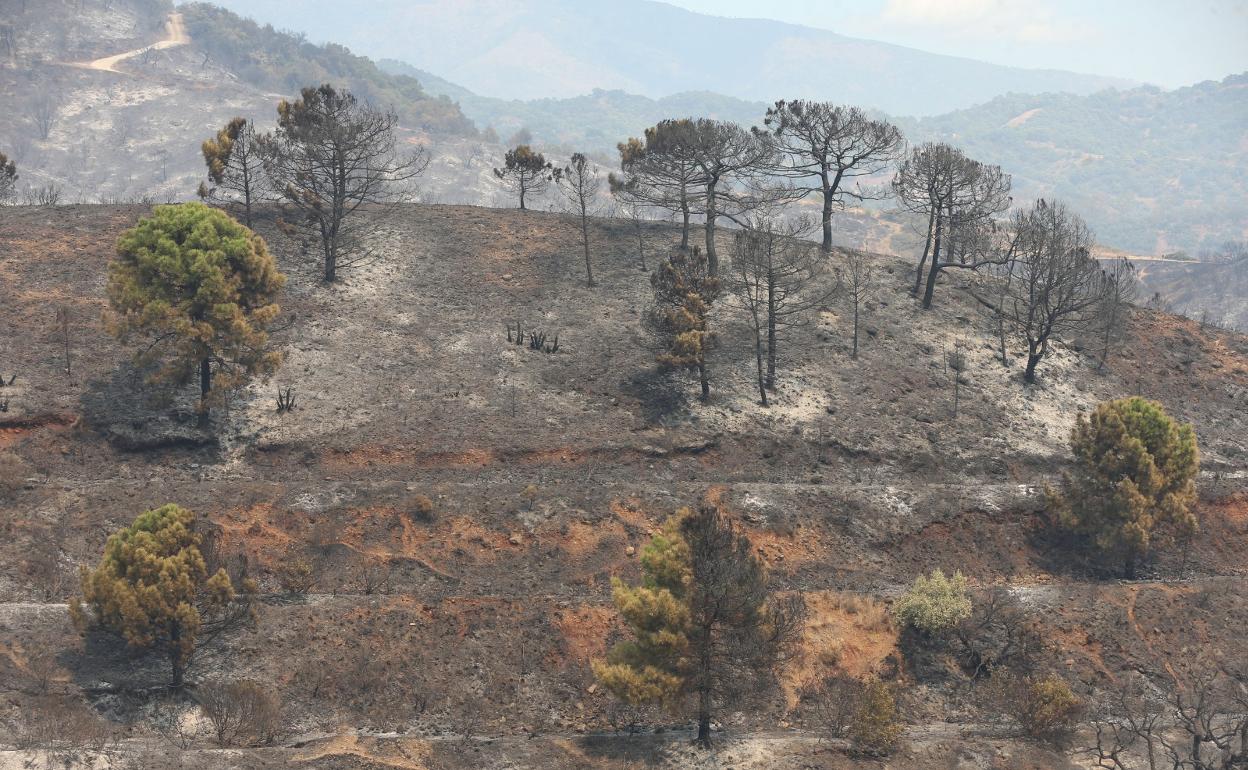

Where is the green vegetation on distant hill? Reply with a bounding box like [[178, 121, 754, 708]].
[[900, 75, 1248, 255], [181, 4, 476, 136]]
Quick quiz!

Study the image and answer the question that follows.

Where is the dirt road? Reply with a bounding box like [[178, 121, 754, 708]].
[[67, 11, 188, 74]]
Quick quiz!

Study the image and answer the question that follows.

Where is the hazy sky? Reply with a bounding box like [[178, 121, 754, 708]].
[[664, 0, 1248, 87]]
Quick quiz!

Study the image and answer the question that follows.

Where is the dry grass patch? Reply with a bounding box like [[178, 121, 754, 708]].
[[0, 450, 28, 498], [782, 591, 897, 709]]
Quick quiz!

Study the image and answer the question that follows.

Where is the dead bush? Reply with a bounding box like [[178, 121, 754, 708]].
[[988, 672, 1081, 742], [0, 450, 28, 498], [149, 694, 199, 749], [406, 493, 436, 523], [24, 534, 72, 602], [297, 635, 429, 731], [195, 679, 282, 747], [836, 593, 891, 633], [21, 649, 60, 696], [11, 695, 116, 761], [354, 557, 393, 595], [274, 551, 319, 595], [805, 672, 863, 741], [847, 679, 903, 756], [806, 675, 902, 756], [954, 588, 1046, 679]]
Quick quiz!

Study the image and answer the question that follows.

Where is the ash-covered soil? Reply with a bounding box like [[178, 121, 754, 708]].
[[0, 203, 1246, 769]]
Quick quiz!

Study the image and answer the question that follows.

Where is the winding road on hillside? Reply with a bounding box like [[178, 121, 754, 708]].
[[66, 11, 187, 74]]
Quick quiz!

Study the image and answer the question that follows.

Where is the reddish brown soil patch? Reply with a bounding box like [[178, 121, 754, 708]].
[[886, 511, 1042, 582], [608, 497, 653, 533], [782, 590, 897, 709], [213, 503, 296, 562], [553, 605, 615, 665], [556, 519, 628, 561], [749, 524, 831, 574]]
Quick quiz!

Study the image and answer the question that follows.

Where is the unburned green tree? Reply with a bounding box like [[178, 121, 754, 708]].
[[592, 513, 690, 707], [70, 504, 256, 687], [1048, 397, 1199, 578], [493, 144, 557, 210], [107, 203, 285, 428], [650, 247, 721, 401], [594, 505, 805, 746]]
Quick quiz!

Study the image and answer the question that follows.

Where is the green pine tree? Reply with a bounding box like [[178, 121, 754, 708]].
[[107, 203, 284, 428], [592, 513, 690, 706], [1049, 397, 1199, 577], [650, 248, 721, 401], [595, 505, 805, 745], [70, 504, 255, 687]]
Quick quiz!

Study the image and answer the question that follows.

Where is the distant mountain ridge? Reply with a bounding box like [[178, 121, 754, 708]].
[[201, 0, 1134, 116], [380, 58, 1248, 256], [378, 59, 766, 150], [5, 0, 1241, 259]]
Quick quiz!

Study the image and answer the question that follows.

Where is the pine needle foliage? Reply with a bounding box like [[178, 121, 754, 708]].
[[106, 203, 284, 428], [595, 505, 805, 745], [1048, 397, 1199, 578], [70, 504, 255, 687], [650, 247, 722, 401]]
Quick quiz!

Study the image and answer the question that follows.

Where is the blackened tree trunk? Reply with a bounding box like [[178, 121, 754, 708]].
[[198, 358, 212, 428], [999, 315, 1010, 367], [765, 273, 777, 389], [321, 214, 339, 282], [704, 180, 719, 275], [696, 685, 712, 746], [240, 160, 253, 227], [1024, 342, 1043, 384], [921, 213, 944, 310], [679, 187, 690, 251], [753, 327, 768, 406], [580, 209, 594, 286], [698, 360, 710, 402], [695, 622, 714, 746], [821, 181, 835, 253], [171, 623, 184, 687], [997, 268, 1012, 368], [852, 299, 860, 359], [913, 208, 936, 296]]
